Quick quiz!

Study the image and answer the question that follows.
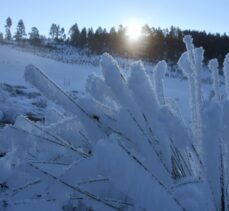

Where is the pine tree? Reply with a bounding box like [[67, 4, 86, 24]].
[[87, 27, 94, 54], [109, 27, 117, 53], [69, 23, 80, 46], [49, 24, 58, 40], [0, 32, 3, 42], [79, 27, 87, 47], [14, 19, 26, 41], [55, 25, 60, 41], [5, 17, 12, 41], [60, 27, 66, 41], [29, 27, 41, 46]]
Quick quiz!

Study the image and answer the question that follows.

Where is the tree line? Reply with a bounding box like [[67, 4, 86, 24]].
[[1, 17, 229, 64]]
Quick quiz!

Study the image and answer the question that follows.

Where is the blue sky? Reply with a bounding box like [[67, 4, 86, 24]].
[[0, 0, 229, 36]]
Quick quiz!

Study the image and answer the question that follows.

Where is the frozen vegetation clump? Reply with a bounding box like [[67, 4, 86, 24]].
[[0, 36, 229, 211]]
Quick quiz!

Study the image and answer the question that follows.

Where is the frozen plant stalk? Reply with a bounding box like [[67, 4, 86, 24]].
[[154, 61, 167, 105], [208, 59, 220, 101], [178, 35, 204, 145], [223, 53, 229, 100]]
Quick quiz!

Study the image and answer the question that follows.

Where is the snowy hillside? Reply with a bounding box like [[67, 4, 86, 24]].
[[0, 45, 101, 90], [0, 37, 229, 211]]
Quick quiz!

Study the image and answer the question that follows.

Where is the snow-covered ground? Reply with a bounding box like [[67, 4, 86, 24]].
[[0, 45, 100, 91]]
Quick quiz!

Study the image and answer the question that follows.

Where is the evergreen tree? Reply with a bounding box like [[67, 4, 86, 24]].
[[29, 27, 41, 46], [69, 23, 80, 46], [109, 27, 117, 53], [90, 27, 104, 53], [60, 27, 66, 41], [79, 27, 87, 47], [55, 25, 60, 40], [49, 24, 59, 40], [0, 32, 3, 43], [5, 17, 12, 41], [116, 25, 127, 55], [87, 27, 94, 53], [14, 19, 26, 41]]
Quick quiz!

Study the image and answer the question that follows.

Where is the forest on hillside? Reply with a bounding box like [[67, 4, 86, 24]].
[[1, 17, 229, 65]]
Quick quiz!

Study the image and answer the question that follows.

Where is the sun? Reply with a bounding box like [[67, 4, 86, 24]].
[[126, 23, 142, 41]]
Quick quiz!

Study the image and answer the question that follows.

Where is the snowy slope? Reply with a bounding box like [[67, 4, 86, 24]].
[[0, 45, 101, 92]]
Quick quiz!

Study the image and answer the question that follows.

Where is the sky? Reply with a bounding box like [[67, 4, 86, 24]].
[[0, 0, 229, 36]]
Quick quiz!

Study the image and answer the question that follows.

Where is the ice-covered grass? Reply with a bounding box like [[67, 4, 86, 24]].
[[0, 37, 229, 210]]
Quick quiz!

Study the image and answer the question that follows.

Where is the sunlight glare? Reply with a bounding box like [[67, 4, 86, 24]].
[[126, 23, 142, 41]]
